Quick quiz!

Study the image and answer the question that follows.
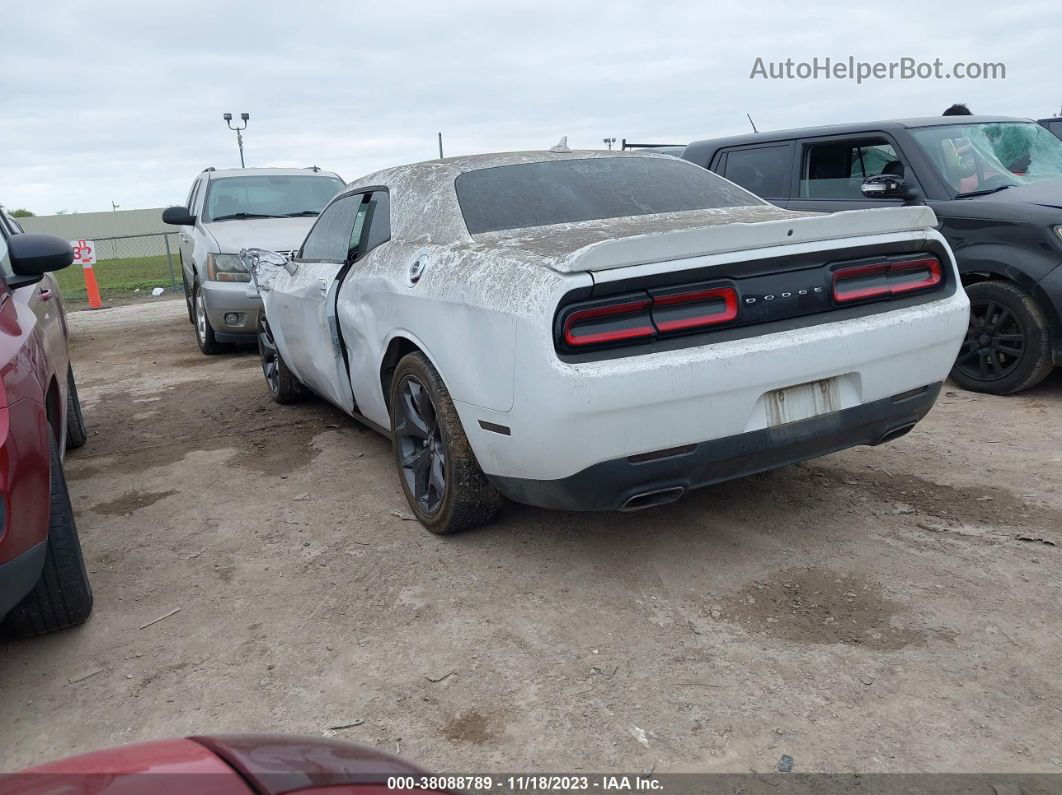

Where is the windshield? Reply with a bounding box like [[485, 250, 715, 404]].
[[455, 156, 763, 235], [203, 174, 344, 222], [910, 122, 1062, 196]]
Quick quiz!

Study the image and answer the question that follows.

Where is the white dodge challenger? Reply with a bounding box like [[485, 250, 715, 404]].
[[245, 150, 969, 534]]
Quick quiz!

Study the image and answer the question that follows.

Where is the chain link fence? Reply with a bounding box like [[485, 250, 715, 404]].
[[54, 232, 183, 304]]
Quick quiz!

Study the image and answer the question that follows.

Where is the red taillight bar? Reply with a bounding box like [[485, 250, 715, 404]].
[[562, 298, 654, 347], [832, 257, 942, 304], [652, 287, 739, 332]]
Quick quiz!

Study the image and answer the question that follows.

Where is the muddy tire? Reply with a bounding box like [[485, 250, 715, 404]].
[[3, 435, 93, 637], [257, 311, 303, 404], [65, 366, 88, 450], [951, 280, 1054, 395], [192, 279, 229, 355], [389, 352, 504, 534]]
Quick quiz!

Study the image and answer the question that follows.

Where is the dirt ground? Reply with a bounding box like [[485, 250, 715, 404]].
[[2, 298, 1061, 773]]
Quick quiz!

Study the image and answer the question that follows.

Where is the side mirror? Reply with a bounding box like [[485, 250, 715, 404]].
[[7, 234, 74, 287], [162, 206, 196, 226], [861, 174, 907, 199]]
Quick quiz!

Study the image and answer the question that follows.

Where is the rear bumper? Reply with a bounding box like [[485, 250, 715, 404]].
[[0, 540, 46, 619], [200, 279, 260, 339], [489, 382, 941, 511]]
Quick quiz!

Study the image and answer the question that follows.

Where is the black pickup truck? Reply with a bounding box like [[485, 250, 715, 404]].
[[675, 116, 1062, 394]]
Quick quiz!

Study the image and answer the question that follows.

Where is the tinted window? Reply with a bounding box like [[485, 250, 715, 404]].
[[300, 193, 361, 261], [361, 191, 391, 254], [721, 146, 789, 198], [204, 175, 343, 222], [455, 157, 761, 235], [801, 139, 901, 199]]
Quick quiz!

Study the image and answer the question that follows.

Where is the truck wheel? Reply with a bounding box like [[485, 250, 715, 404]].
[[192, 279, 229, 355], [65, 365, 88, 449], [389, 352, 504, 534], [257, 312, 303, 404], [951, 280, 1054, 395], [3, 435, 93, 637]]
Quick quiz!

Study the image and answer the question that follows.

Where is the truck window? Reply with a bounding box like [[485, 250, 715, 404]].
[[801, 139, 901, 199], [721, 145, 789, 199]]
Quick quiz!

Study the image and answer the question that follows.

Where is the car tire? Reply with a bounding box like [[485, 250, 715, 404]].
[[257, 311, 303, 404], [65, 365, 88, 450], [192, 279, 230, 355], [389, 352, 504, 534], [950, 280, 1054, 395], [3, 435, 93, 637]]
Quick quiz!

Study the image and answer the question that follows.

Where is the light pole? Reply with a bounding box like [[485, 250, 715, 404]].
[[223, 112, 250, 167], [603, 137, 616, 150]]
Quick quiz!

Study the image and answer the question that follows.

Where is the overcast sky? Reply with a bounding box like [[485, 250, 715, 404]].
[[3, 0, 1058, 214]]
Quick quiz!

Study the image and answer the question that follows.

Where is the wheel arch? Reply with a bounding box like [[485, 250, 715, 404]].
[[44, 375, 63, 449], [959, 267, 1062, 342]]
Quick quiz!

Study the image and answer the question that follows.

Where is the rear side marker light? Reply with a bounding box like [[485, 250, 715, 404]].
[[832, 257, 942, 304], [652, 287, 739, 332], [563, 298, 654, 347]]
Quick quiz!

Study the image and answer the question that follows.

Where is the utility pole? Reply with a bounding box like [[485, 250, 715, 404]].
[[224, 112, 250, 167], [111, 201, 120, 212], [438, 132, 444, 159]]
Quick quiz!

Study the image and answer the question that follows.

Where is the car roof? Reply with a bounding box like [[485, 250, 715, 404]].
[[683, 115, 1036, 158], [347, 148, 671, 190], [206, 167, 343, 180]]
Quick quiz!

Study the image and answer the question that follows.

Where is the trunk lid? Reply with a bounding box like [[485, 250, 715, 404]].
[[474, 205, 939, 274]]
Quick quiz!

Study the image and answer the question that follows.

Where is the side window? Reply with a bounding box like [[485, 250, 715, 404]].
[[361, 191, 391, 256], [0, 227, 12, 279], [186, 179, 200, 212], [347, 191, 392, 263], [299, 194, 361, 261], [801, 139, 901, 199], [721, 146, 789, 199]]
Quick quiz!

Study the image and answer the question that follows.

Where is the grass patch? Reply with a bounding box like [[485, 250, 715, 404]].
[[54, 254, 180, 303]]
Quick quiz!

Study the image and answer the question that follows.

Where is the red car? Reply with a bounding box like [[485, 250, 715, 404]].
[[0, 213, 92, 637], [10, 735, 452, 794]]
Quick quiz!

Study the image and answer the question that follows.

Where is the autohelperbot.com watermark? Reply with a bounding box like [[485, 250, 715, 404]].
[[750, 56, 1005, 83]]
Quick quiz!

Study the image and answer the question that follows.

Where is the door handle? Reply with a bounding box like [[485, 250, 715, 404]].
[[318, 278, 330, 295]]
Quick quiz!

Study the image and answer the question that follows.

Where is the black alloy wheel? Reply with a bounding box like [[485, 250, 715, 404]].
[[394, 375, 446, 515], [954, 297, 1027, 383]]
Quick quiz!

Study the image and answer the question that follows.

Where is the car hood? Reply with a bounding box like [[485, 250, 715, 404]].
[[965, 180, 1062, 209], [203, 217, 316, 254]]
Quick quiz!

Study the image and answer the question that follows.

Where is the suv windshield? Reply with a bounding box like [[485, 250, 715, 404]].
[[203, 174, 344, 222], [455, 156, 762, 235], [910, 122, 1062, 196]]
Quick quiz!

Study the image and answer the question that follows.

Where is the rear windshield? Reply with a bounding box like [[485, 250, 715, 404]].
[[455, 157, 763, 235]]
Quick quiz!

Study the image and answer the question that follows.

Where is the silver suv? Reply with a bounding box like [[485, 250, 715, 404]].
[[163, 167, 344, 353]]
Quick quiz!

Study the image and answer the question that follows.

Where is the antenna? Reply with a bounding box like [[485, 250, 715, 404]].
[[746, 113, 759, 133]]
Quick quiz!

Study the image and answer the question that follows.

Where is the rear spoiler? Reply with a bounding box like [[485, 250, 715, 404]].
[[560, 206, 939, 274]]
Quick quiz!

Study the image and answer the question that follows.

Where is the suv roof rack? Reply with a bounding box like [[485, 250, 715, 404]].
[[201, 167, 216, 173]]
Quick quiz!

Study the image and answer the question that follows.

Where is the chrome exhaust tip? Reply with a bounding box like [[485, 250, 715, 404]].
[[620, 485, 686, 511]]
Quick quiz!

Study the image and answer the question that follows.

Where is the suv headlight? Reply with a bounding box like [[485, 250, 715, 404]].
[[1054, 225, 1062, 244], [206, 253, 250, 282]]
